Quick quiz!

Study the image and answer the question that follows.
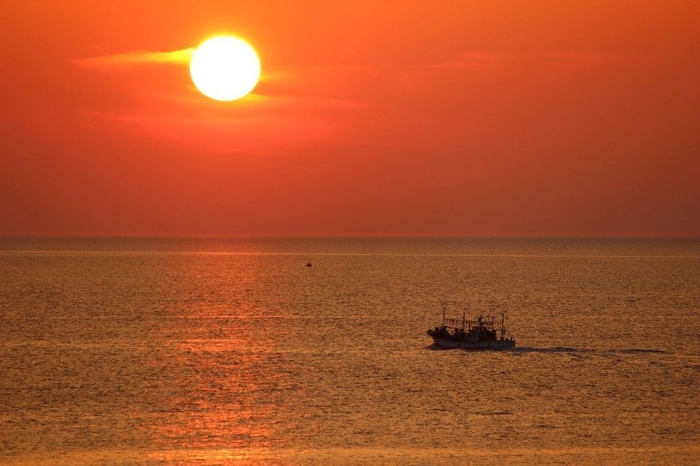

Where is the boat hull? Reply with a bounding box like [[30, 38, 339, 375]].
[[428, 335, 515, 350]]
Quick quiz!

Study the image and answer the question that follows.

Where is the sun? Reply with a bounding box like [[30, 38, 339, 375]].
[[190, 36, 261, 101]]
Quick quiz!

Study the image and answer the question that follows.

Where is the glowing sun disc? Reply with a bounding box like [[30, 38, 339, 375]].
[[190, 36, 261, 101]]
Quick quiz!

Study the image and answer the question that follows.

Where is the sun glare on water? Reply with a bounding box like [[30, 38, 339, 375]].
[[190, 36, 261, 101]]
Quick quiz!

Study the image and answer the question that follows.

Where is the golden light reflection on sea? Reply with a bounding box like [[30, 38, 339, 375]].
[[1, 238, 698, 465]]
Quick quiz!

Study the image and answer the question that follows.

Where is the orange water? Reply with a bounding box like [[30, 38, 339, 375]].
[[1, 238, 698, 464]]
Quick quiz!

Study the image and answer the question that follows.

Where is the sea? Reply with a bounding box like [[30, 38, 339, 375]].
[[0, 237, 698, 465]]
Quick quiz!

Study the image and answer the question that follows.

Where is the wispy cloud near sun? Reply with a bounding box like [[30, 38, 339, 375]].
[[75, 48, 195, 70]]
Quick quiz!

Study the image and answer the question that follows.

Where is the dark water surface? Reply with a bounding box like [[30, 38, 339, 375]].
[[1, 238, 699, 464]]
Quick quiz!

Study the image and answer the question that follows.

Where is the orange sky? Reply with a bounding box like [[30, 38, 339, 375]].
[[2, 1, 699, 237]]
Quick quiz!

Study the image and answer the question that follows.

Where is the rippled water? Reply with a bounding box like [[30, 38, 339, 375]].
[[1, 238, 699, 465]]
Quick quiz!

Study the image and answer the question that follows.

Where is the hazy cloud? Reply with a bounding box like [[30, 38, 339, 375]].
[[429, 51, 617, 72], [75, 48, 195, 69]]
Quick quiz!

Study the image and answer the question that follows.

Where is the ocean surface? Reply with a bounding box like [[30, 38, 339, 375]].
[[1, 237, 699, 465]]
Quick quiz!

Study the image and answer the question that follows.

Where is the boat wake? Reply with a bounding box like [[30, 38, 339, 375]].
[[611, 348, 667, 354], [510, 347, 668, 355], [511, 346, 580, 353], [424, 345, 671, 356]]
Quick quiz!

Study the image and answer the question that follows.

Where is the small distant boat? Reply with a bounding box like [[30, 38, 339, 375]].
[[306, 262, 312, 267], [427, 304, 515, 350]]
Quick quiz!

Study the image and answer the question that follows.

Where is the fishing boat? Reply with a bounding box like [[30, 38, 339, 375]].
[[427, 304, 515, 350]]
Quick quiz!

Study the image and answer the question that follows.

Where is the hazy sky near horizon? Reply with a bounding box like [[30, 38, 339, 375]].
[[2, 1, 699, 237]]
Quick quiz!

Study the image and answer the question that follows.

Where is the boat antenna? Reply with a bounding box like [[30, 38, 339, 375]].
[[441, 301, 447, 326]]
